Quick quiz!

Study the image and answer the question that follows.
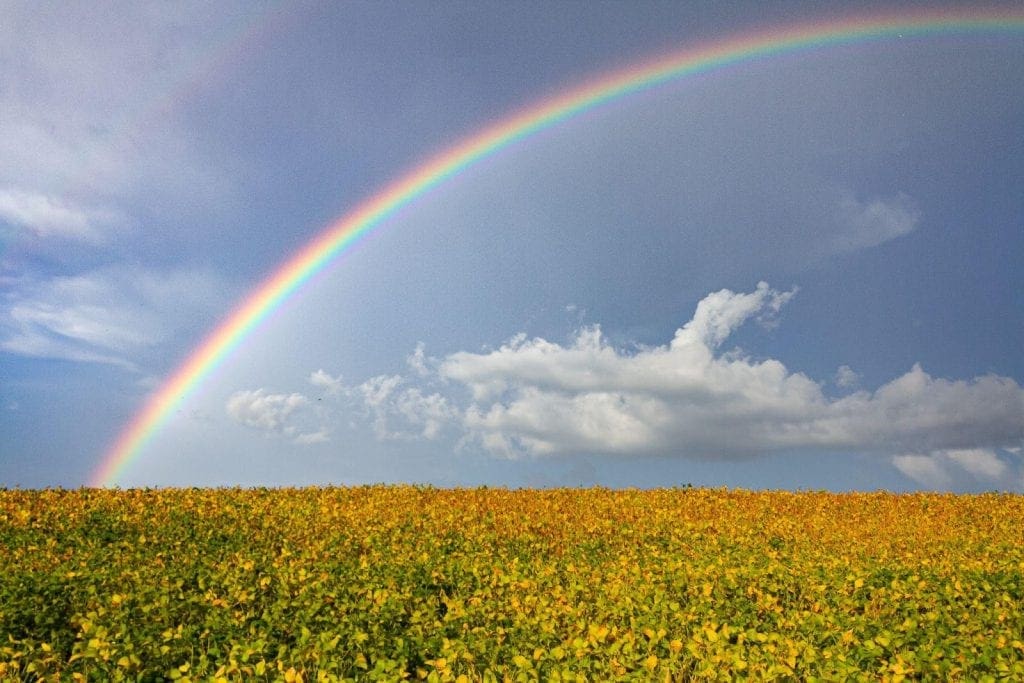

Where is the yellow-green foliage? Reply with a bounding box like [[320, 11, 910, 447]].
[[1, 486, 1023, 681]]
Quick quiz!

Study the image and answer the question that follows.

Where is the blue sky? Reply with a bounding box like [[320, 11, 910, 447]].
[[1, 1, 1021, 490]]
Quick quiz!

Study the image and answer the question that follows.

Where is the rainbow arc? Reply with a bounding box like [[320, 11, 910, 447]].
[[92, 9, 1024, 486]]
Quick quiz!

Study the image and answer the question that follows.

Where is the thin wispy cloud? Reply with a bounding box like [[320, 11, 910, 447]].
[[830, 192, 920, 253], [0, 188, 116, 242], [893, 448, 1012, 490], [0, 266, 227, 369]]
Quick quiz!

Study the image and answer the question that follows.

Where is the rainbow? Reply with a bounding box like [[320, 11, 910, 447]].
[[92, 8, 1024, 486]]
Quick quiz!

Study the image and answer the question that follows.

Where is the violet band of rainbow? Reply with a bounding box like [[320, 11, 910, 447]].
[[92, 9, 1024, 486]]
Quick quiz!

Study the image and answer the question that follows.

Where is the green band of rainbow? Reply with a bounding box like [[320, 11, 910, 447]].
[[92, 8, 1024, 486]]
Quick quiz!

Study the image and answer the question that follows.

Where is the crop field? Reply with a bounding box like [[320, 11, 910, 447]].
[[2, 487, 1023, 681]]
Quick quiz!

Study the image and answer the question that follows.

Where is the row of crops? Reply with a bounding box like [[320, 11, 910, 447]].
[[2, 486, 1023, 680]]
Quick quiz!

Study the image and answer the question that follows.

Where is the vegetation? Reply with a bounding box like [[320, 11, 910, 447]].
[[2, 486, 1023, 681]]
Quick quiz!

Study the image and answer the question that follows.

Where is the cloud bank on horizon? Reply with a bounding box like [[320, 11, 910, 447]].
[[227, 282, 1024, 491]]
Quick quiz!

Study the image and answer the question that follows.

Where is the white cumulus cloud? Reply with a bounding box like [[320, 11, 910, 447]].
[[436, 283, 1023, 460], [834, 365, 860, 389], [310, 369, 344, 395], [226, 389, 309, 433], [272, 283, 1021, 486], [355, 374, 455, 440]]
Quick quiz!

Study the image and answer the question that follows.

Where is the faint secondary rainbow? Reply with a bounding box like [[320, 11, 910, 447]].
[[93, 8, 1024, 486]]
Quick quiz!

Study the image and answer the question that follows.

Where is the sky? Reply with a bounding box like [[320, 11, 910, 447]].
[[1, 1, 1022, 491]]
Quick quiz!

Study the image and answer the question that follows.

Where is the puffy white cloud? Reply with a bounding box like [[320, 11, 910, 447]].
[[309, 369, 344, 395], [831, 192, 919, 253], [406, 342, 431, 377], [359, 375, 404, 411], [393, 387, 457, 440], [226, 389, 308, 432], [355, 374, 455, 440], [437, 283, 1023, 460], [282, 283, 1020, 483], [834, 365, 860, 389], [228, 383, 338, 446]]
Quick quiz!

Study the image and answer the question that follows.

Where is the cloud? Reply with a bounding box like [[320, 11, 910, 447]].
[[834, 365, 860, 389], [893, 448, 1013, 490], [406, 343, 431, 377], [310, 369, 344, 395], [831, 192, 920, 253], [435, 283, 1022, 460], [295, 429, 330, 445], [261, 283, 1020, 484], [0, 188, 118, 242], [943, 448, 1008, 480], [892, 454, 953, 490], [227, 386, 336, 446], [392, 387, 457, 440], [226, 389, 308, 432], [0, 265, 227, 369], [355, 374, 456, 440], [0, 3, 260, 290], [0, 4, 254, 195]]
